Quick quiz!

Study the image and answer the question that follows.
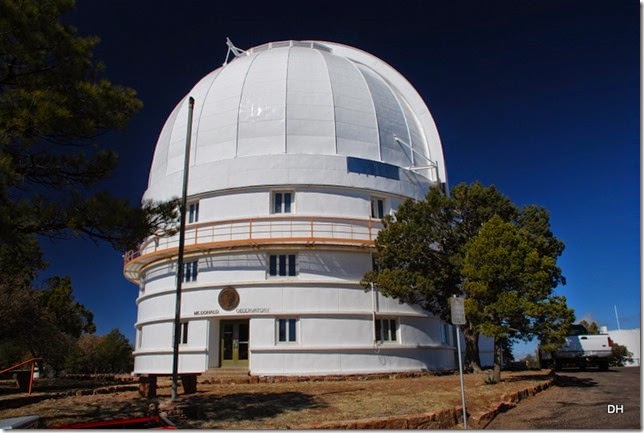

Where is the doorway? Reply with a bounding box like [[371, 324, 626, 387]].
[[220, 320, 249, 367]]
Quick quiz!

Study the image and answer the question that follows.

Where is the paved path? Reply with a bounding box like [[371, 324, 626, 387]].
[[486, 367, 640, 429]]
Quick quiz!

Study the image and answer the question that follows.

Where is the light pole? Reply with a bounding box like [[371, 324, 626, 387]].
[[171, 96, 195, 400]]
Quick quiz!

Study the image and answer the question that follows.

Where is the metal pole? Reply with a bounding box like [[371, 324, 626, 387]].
[[371, 282, 377, 343], [172, 97, 195, 400], [614, 305, 621, 330], [455, 325, 468, 429]]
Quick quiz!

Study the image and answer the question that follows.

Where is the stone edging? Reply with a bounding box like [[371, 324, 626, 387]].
[[469, 378, 555, 428]]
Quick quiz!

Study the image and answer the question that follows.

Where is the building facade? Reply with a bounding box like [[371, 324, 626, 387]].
[[125, 40, 459, 376], [608, 329, 641, 367]]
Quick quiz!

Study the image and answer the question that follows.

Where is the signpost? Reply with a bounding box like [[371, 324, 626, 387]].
[[450, 295, 467, 429]]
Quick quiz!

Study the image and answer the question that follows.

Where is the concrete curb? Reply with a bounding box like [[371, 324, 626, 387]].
[[295, 378, 554, 430]]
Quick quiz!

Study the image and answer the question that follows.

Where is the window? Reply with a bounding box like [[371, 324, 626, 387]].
[[272, 191, 293, 214], [375, 318, 397, 342], [180, 322, 189, 344], [440, 323, 451, 345], [183, 260, 198, 282], [371, 197, 385, 219], [277, 318, 297, 343], [268, 254, 297, 277], [188, 201, 199, 223]]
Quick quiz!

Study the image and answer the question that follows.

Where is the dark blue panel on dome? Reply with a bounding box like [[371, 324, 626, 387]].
[[346, 157, 400, 180]]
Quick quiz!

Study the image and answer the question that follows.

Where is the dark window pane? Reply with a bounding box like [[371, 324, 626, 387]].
[[288, 319, 296, 342], [390, 320, 396, 341], [288, 254, 296, 276], [284, 193, 291, 213], [238, 342, 248, 360], [222, 324, 233, 359], [274, 193, 282, 213], [183, 262, 191, 282], [375, 320, 381, 341], [238, 323, 249, 341], [181, 322, 188, 344], [278, 319, 286, 342], [383, 319, 390, 340], [189, 202, 199, 223], [377, 200, 384, 218], [269, 255, 277, 276], [278, 255, 286, 276]]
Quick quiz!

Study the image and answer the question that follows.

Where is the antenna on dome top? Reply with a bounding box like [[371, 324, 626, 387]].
[[223, 37, 247, 65]]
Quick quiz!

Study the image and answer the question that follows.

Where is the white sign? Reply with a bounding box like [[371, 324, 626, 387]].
[[450, 296, 466, 325]]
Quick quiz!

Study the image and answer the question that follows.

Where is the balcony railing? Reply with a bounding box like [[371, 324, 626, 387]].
[[123, 216, 382, 278]]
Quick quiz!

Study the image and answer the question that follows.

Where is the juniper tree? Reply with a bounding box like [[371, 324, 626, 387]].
[[363, 182, 573, 373]]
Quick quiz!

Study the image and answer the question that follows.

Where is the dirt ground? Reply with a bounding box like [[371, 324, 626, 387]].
[[0, 370, 552, 429]]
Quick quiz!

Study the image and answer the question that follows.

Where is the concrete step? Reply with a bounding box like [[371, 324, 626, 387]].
[[199, 368, 251, 384]]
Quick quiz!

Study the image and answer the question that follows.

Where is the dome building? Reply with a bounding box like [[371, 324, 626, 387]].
[[124, 40, 456, 376]]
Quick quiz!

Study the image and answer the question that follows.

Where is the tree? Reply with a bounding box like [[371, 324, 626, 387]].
[[462, 215, 573, 381], [95, 329, 133, 373], [363, 182, 573, 374], [0, 0, 178, 368], [0, 276, 94, 373], [65, 329, 133, 374], [578, 320, 600, 334], [0, 0, 178, 256], [609, 343, 633, 367]]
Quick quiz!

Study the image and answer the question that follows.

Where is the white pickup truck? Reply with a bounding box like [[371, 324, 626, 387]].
[[539, 324, 613, 371]]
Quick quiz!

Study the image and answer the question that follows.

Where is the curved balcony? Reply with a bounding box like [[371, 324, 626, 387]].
[[123, 216, 383, 283]]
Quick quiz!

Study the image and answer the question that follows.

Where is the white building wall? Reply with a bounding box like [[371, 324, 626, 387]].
[[608, 329, 641, 367]]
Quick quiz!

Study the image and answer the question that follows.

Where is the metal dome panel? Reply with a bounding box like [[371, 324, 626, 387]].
[[144, 40, 445, 201]]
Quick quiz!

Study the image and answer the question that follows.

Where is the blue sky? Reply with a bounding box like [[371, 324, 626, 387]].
[[38, 0, 640, 358]]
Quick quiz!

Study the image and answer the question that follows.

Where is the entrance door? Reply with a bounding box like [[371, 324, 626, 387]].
[[220, 320, 249, 367]]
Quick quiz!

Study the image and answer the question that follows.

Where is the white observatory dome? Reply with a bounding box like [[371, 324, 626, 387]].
[[144, 40, 445, 202], [128, 40, 460, 378]]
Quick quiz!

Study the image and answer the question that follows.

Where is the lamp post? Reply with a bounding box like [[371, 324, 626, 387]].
[[171, 96, 195, 400]]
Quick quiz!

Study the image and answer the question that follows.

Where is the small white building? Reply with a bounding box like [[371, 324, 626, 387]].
[[608, 329, 640, 367], [124, 40, 462, 376]]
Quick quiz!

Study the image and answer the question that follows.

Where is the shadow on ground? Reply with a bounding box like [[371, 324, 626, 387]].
[[554, 374, 597, 388], [179, 391, 326, 427], [503, 373, 553, 383], [44, 399, 151, 428]]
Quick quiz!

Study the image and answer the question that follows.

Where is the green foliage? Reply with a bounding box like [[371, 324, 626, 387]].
[[609, 343, 633, 367], [65, 329, 133, 374], [0, 276, 94, 372], [0, 0, 179, 254], [0, 0, 179, 372], [578, 320, 600, 335], [363, 182, 573, 376]]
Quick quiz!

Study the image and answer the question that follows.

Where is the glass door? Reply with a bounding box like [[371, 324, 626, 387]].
[[220, 320, 249, 367]]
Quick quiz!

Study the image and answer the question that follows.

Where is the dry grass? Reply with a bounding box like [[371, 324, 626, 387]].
[[0, 370, 552, 429]]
